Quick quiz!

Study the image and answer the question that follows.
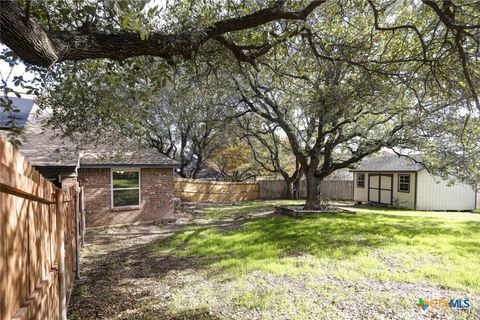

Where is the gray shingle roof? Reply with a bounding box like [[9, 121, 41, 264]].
[[80, 144, 178, 167], [14, 101, 178, 168], [352, 154, 424, 172], [16, 104, 79, 167]]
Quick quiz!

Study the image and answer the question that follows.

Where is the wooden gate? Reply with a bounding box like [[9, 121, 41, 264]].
[[1, 137, 83, 320], [368, 174, 393, 205]]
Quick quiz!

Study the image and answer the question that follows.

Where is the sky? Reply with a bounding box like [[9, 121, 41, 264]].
[[0, 44, 33, 90]]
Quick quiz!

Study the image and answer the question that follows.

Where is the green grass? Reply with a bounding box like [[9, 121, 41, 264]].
[[154, 201, 480, 293], [150, 201, 480, 318]]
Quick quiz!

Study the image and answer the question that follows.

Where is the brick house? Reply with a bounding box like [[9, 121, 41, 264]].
[[77, 148, 178, 227], [1, 97, 179, 227]]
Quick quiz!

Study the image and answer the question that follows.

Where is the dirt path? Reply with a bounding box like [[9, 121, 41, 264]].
[[68, 208, 479, 320], [68, 224, 179, 319], [68, 210, 270, 319]]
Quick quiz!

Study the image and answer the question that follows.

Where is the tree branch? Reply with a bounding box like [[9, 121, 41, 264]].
[[24, 0, 31, 23], [0, 0, 326, 67]]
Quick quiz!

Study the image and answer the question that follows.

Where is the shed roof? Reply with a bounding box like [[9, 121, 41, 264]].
[[10, 100, 178, 168], [352, 154, 424, 172]]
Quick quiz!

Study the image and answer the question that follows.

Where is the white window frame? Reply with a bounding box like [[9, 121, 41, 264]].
[[111, 168, 141, 208], [398, 174, 410, 193], [357, 173, 365, 188]]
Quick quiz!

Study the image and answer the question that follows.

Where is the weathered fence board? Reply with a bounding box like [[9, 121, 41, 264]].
[[174, 178, 353, 202], [174, 178, 259, 202], [1, 136, 79, 320], [258, 180, 353, 200]]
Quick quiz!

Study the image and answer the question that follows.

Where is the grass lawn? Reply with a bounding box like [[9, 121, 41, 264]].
[[156, 203, 480, 287], [69, 200, 480, 319]]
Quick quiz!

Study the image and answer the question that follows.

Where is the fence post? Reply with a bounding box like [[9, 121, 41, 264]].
[[56, 189, 67, 320], [80, 186, 85, 246], [74, 188, 80, 279]]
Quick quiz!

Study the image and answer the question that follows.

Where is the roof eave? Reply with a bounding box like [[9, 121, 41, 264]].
[[349, 169, 424, 172], [80, 163, 180, 168]]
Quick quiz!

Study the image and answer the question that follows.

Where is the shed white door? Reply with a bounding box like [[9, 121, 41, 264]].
[[368, 174, 393, 205], [369, 175, 380, 202]]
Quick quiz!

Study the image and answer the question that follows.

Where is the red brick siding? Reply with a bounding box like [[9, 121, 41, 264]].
[[78, 167, 175, 227]]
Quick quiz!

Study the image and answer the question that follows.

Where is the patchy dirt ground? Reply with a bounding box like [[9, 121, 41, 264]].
[[68, 202, 480, 320]]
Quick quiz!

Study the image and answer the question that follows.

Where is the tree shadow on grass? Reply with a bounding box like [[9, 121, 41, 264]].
[[155, 213, 480, 263], [68, 212, 480, 319]]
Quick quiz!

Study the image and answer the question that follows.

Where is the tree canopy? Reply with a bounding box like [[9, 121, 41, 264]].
[[0, 0, 479, 206], [1, 0, 479, 112]]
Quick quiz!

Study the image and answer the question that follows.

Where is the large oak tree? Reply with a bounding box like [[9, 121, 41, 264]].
[[1, 0, 479, 114], [234, 60, 419, 209], [1, 0, 478, 202]]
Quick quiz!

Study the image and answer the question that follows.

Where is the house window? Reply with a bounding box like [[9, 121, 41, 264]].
[[112, 169, 140, 207], [357, 173, 365, 188], [398, 174, 410, 193]]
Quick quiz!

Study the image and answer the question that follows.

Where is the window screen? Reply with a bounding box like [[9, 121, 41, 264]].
[[357, 173, 365, 188], [112, 170, 140, 207], [398, 174, 410, 193]]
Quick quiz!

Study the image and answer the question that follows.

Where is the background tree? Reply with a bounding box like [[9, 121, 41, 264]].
[[37, 58, 236, 177], [219, 0, 479, 208], [238, 115, 303, 198], [140, 67, 231, 178], [210, 141, 259, 182], [398, 106, 480, 188]]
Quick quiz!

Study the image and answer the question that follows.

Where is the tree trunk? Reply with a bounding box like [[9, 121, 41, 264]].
[[304, 171, 322, 209], [280, 172, 295, 199], [191, 155, 203, 179], [292, 175, 302, 199], [285, 178, 294, 199]]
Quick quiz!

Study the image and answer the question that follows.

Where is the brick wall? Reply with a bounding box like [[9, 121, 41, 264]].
[[78, 167, 175, 227]]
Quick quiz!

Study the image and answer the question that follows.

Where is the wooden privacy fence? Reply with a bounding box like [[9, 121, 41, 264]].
[[0, 137, 81, 320], [175, 178, 259, 202], [258, 180, 354, 200], [174, 178, 353, 202]]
